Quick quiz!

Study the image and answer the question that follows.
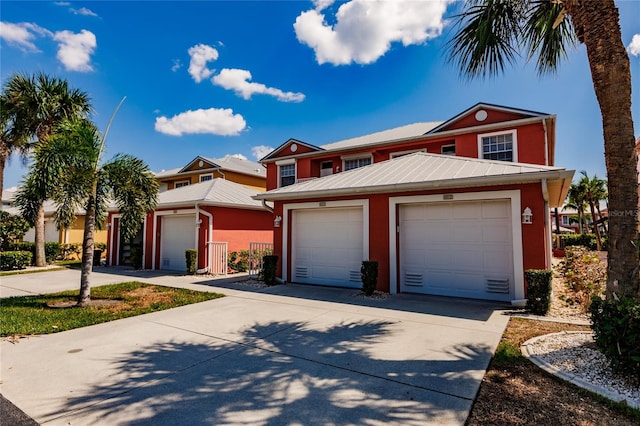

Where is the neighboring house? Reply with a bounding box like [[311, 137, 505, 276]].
[[549, 208, 581, 234], [155, 155, 266, 192], [107, 178, 273, 272], [2, 191, 108, 247], [256, 103, 574, 305]]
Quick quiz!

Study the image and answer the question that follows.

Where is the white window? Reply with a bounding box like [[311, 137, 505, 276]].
[[175, 180, 190, 188], [343, 156, 372, 171], [279, 164, 296, 187], [561, 216, 570, 226], [199, 173, 213, 182], [441, 144, 456, 156], [478, 130, 517, 162], [320, 161, 333, 177]]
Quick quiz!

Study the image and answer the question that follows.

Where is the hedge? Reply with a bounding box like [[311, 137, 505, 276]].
[[361, 260, 379, 296], [0, 251, 33, 271], [560, 234, 607, 251], [6, 242, 60, 264], [525, 269, 553, 315], [185, 249, 198, 274]]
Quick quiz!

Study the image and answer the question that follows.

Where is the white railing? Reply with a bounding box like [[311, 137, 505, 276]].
[[248, 242, 274, 278], [209, 242, 228, 276]]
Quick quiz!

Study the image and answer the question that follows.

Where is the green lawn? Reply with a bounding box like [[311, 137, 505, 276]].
[[0, 282, 224, 337]]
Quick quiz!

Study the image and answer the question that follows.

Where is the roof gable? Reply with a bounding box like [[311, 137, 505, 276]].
[[320, 122, 442, 151], [428, 103, 550, 134], [155, 156, 265, 179], [260, 138, 323, 162], [179, 156, 220, 173]]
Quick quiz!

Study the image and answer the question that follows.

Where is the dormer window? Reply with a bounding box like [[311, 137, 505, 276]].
[[479, 130, 517, 162], [279, 163, 296, 187], [199, 173, 213, 182], [342, 154, 372, 171], [175, 180, 190, 188]]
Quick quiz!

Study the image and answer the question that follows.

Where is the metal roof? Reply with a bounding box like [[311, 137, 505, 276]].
[[157, 178, 267, 210], [255, 152, 574, 206], [319, 122, 442, 151], [155, 156, 265, 178]]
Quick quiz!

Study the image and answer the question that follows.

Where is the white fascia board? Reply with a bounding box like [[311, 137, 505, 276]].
[[254, 170, 575, 201]]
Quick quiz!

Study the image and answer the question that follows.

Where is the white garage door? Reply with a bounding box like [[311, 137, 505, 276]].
[[399, 200, 514, 301], [160, 215, 196, 271], [292, 207, 364, 287]]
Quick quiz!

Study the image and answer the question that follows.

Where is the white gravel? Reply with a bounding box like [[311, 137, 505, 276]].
[[523, 331, 640, 408]]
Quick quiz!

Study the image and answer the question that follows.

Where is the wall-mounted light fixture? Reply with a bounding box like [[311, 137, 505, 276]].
[[274, 215, 282, 228], [522, 207, 533, 224]]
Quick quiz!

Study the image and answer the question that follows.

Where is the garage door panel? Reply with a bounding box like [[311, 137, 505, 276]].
[[400, 201, 514, 301], [292, 207, 364, 288], [160, 215, 195, 271]]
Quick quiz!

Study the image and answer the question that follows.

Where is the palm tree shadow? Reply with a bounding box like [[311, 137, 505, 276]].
[[53, 320, 491, 425]]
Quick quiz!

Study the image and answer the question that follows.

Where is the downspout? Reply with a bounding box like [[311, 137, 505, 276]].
[[261, 199, 274, 213], [542, 118, 549, 166], [541, 179, 552, 269], [151, 212, 157, 270], [215, 168, 226, 180], [197, 204, 214, 274]]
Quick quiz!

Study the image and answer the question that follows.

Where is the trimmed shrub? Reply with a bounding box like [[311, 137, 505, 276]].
[[185, 249, 198, 274], [361, 260, 379, 296], [525, 269, 552, 315], [560, 233, 607, 251], [0, 251, 33, 271], [45, 242, 60, 263], [262, 255, 278, 286], [590, 296, 640, 382]]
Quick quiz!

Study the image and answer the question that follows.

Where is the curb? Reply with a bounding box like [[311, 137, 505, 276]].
[[511, 313, 590, 326], [521, 331, 640, 409]]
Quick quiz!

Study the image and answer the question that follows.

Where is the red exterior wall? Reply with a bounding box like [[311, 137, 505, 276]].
[[209, 207, 273, 253], [443, 109, 530, 131], [271, 182, 548, 298], [144, 212, 154, 269]]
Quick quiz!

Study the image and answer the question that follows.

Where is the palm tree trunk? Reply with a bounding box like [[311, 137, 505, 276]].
[[77, 197, 96, 307], [589, 201, 603, 251], [34, 203, 46, 266], [566, 0, 639, 299], [0, 147, 8, 203]]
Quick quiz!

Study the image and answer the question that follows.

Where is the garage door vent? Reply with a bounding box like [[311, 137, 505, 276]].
[[295, 266, 309, 279], [404, 272, 423, 287], [486, 278, 510, 294], [349, 270, 361, 283]]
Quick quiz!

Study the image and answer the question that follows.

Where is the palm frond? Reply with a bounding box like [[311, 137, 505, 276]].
[[522, 1, 576, 76], [447, 0, 523, 80]]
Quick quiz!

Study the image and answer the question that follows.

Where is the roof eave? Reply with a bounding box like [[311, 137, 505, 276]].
[[254, 170, 575, 202]]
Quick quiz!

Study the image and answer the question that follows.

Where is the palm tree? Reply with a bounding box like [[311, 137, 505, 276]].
[[579, 171, 608, 250], [448, 0, 638, 299], [2, 73, 91, 266], [565, 182, 588, 234], [18, 117, 158, 306]]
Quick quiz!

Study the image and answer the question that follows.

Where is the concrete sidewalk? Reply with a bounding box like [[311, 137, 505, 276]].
[[1, 268, 510, 425]]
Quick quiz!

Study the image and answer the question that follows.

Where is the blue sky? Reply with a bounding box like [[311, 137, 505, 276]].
[[2, 0, 639, 190]]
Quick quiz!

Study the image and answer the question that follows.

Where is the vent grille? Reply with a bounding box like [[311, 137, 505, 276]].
[[486, 278, 510, 294], [404, 272, 423, 287], [349, 270, 361, 283], [295, 266, 309, 279]]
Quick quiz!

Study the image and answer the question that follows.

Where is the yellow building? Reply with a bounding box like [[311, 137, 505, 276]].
[[155, 155, 266, 192]]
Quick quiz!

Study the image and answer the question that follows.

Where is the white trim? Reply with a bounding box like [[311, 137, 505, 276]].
[[478, 129, 518, 162], [282, 199, 370, 283], [440, 144, 456, 155], [199, 173, 213, 182], [388, 190, 524, 303], [341, 154, 373, 171], [275, 158, 296, 166], [390, 149, 426, 159], [174, 180, 190, 188], [110, 214, 122, 266], [152, 209, 197, 270], [278, 162, 296, 188]]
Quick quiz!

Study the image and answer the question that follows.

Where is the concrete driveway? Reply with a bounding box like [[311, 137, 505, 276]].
[[1, 268, 510, 425]]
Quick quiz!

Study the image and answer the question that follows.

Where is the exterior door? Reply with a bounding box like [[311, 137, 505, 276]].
[[160, 215, 196, 271]]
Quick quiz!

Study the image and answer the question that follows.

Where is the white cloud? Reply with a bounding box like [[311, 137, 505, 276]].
[[628, 34, 640, 56], [54, 2, 70, 6], [188, 44, 219, 83], [171, 59, 182, 72], [53, 29, 97, 72], [294, 0, 452, 65], [155, 108, 246, 136], [70, 7, 98, 17], [252, 145, 274, 160], [212, 68, 305, 102], [227, 153, 248, 160], [0, 21, 51, 52], [314, 0, 335, 11]]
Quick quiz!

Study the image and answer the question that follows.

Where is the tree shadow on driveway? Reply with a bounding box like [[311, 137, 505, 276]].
[[52, 319, 492, 425]]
